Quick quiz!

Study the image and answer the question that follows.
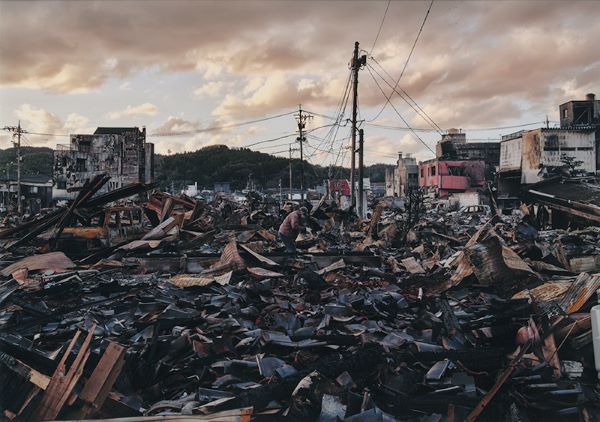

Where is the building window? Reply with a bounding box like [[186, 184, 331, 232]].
[[420, 168, 424, 177], [563, 109, 568, 118], [30, 186, 38, 194], [431, 166, 436, 176], [57, 180, 67, 189], [76, 158, 87, 172]]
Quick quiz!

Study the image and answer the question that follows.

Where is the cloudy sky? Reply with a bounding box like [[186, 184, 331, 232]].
[[1, 0, 598, 166]]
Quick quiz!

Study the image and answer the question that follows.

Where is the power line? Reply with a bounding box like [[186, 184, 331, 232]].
[[242, 123, 337, 148], [149, 110, 297, 137], [366, 120, 551, 133], [366, 64, 435, 155], [370, 0, 391, 54], [243, 133, 297, 148], [369, 0, 434, 122], [366, 122, 439, 132], [368, 58, 443, 133]]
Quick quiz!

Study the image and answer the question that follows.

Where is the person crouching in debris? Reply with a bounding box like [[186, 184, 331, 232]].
[[278, 206, 308, 255]]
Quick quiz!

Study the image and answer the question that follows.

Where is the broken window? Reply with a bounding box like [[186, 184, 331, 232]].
[[76, 158, 87, 172], [78, 139, 91, 153], [448, 166, 466, 176]]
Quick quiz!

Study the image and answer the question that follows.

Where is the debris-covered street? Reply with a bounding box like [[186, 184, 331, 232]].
[[2, 1, 600, 421], [1, 175, 600, 421]]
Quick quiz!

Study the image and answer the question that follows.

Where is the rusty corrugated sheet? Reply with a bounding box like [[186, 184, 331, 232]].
[[559, 272, 600, 314], [170, 271, 232, 288], [1, 252, 75, 277]]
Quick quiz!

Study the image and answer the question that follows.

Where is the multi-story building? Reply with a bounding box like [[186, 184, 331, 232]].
[[53, 127, 154, 200], [559, 93, 600, 169], [418, 158, 486, 198], [385, 152, 419, 197], [436, 129, 500, 175]]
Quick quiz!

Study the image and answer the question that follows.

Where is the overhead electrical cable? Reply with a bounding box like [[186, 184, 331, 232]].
[[369, 0, 434, 122], [368, 57, 443, 133], [370, 0, 392, 54], [366, 64, 435, 155], [367, 63, 443, 134]]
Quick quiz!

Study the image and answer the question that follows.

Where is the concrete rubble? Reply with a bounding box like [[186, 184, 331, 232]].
[[0, 175, 600, 421]]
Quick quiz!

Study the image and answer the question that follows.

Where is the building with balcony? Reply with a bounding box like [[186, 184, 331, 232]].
[[418, 158, 486, 198]]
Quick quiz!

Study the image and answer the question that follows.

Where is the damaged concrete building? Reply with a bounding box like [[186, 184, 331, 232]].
[[560, 93, 600, 168], [53, 127, 154, 200], [497, 128, 596, 200], [436, 128, 500, 172], [384, 152, 419, 197]]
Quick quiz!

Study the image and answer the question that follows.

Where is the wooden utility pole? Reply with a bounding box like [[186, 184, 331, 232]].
[[295, 105, 312, 202], [358, 128, 364, 217], [350, 42, 366, 211], [16, 121, 22, 215], [289, 145, 293, 200], [2, 121, 24, 215]]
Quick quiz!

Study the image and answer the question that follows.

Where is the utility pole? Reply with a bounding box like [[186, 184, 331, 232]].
[[279, 179, 282, 209], [289, 145, 293, 200], [358, 128, 364, 218], [350, 42, 366, 211], [295, 105, 312, 202], [2, 121, 24, 215]]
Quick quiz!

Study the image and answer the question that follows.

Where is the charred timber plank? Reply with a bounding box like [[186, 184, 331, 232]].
[[0, 351, 50, 389], [30, 324, 95, 421], [75, 341, 126, 419]]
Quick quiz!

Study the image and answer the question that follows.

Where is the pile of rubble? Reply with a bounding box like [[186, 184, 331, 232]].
[[1, 177, 599, 421]]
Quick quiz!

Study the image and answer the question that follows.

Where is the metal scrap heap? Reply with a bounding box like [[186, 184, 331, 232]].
[[0, 180, 599, 421]]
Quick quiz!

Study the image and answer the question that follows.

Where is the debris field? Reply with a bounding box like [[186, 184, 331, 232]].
[[0, 176, 599, 421]]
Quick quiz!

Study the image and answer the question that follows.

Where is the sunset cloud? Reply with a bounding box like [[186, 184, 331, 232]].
[[106, 103, 158, 120], [1, 0, 598, 162], [10, 104, 92, 148]]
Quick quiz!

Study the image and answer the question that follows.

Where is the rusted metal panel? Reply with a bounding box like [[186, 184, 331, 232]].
[[559, 273, 600, 314], [1, 252, 75, 277], [170, 272, 232, 287], [61, 227, 107, 239]]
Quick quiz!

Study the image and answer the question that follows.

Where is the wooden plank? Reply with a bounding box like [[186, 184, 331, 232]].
[[30, 324, 95, 421], [75, 341, 126, 419]]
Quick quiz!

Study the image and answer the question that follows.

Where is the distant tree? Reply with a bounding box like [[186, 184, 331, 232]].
[[560, 154, 584, 175]]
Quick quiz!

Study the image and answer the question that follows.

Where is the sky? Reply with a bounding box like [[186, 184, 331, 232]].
[[0, 0, 599, 167]]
